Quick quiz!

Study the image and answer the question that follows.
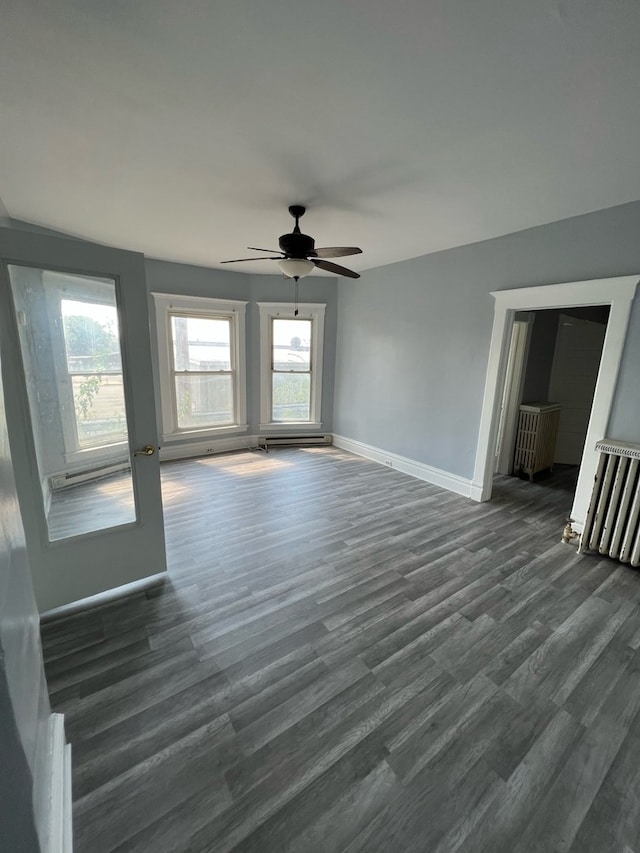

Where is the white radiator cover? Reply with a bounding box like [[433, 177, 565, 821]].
[[579, 439, 640, 566], [513, 402, 561, 480]]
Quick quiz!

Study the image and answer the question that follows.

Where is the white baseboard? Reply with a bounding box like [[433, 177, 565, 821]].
[[159, 434, 260, 461], [63, 743, 72, 853], [162, 432, 475, 499], [469, 482, 487, 502], [40, 572, 167, 622], [159, 432, 333, 461], [43, 713, 72, 853], [332, 434, 474, 499]]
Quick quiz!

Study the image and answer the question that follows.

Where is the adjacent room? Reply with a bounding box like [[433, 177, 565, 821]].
[[2, 2, 640, 851]]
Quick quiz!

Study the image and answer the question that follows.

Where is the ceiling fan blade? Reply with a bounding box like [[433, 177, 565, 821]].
[[313, 259, 360, 279], [311, 247, 363, 259], [220, 256, 281, 263], [248, 247, 284, 255]]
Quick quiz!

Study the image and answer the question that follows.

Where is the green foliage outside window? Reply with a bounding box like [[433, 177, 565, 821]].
[[63, 314, 124, 430], [273, 373, 310, 420], [63, 314, 121, 422]]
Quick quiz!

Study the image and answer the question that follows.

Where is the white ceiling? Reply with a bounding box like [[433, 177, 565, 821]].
[[1, 0, 640, 276]]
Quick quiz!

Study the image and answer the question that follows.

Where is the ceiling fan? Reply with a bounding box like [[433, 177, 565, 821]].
[[221, 205, 362, 281]]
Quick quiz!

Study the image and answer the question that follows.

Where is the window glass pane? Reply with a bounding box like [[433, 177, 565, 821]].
[[272, 373, 310, 421], [272, 319, 311, 372], [9, 266, 136, 541], [60, 299, 127, 447], [175, 374, 234, 428], [172, 315, 231, 371], [61, 299, 127, 449], [71, 374, 127, 447], [62, 300, 122, 373]]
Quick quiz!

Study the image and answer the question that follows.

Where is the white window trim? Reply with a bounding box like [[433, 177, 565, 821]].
[[152, 293, 248, 442], [257, 302, 325, 430], [63, 442, 129, 467], [47, 273, 129, 461]]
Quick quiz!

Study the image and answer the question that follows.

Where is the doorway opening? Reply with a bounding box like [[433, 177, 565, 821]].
[[495, 305, 610, 488], [472, 275, 638, 534]]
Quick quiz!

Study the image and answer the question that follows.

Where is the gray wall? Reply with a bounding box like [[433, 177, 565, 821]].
[[334, 201, 640, 480], [0, 334, 49, 851], [608, 292, 640, 441], [518, 310, 559, 403], [519, 306, 611, 405], [0, 193, 10, 226], [8, 203, 638, 479], [145, 259, 338, 446]]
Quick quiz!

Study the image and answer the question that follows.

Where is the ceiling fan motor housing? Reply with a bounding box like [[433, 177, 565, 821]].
[[279, 231, 316, 258]]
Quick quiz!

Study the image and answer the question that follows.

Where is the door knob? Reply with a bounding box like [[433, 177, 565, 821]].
[[134, 444, 156, 456]]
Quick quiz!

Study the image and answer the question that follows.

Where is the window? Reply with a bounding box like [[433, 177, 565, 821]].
[[153, 294, 247, 440], [258, 302, 325, 429], [13, 268, 130, 466], [61, 297, 127, 449], [170, 314, 234, 429]]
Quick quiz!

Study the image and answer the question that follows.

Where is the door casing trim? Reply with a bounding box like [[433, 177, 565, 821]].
[[472, 275, 638, 530]]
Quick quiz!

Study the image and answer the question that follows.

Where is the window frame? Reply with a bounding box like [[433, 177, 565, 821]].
[[152, 293, 248, 441], [257, 302, 325, 430], [47, 272, 130, 464]]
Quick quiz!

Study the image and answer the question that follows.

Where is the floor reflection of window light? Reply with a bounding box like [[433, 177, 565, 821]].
[[157, 482, 192, 504], [197, 456, 293, 476]]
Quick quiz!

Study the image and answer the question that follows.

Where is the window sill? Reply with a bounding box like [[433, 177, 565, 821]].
[[258, 422, 323, 432], [64, 442, 129, 466], [162, 424, 249, 443]]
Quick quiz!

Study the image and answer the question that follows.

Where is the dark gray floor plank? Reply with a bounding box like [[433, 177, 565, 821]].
[[503, 596, 628, 707], [283, 760, 399, 853], [455, 708, 584, 853], [71, 670, 238, 799], [386, 673, 500, 781], [73, 714, 234, 853], [482, 621, 553, 685], [224, 734, 389, 853], [37, 450, 640, 853], [510, 714, 628, 853]]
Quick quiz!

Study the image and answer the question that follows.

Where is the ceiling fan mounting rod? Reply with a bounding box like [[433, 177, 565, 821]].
[[288, 204, 306, 220], [288, 204, 305, 234]]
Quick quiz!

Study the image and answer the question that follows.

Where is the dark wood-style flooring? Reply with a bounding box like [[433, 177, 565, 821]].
[[40, 448, 640, 852]]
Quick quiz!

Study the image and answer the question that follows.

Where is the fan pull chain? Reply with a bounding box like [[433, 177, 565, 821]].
[[294, 277, 299, 316]]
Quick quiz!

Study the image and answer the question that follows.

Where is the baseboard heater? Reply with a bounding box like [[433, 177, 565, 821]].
[[579, 439, 640, 566], [258, 434, 332, 451], [50, 460, 130, 491]]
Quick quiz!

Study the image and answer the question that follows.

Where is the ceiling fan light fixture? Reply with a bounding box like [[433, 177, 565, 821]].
[[278, 258, 314, 279]]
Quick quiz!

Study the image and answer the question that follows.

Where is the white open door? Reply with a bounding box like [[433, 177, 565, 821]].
[[0, 227, 166, 612], [494, 317, 531, 475], [548, 314, 607, 466]]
